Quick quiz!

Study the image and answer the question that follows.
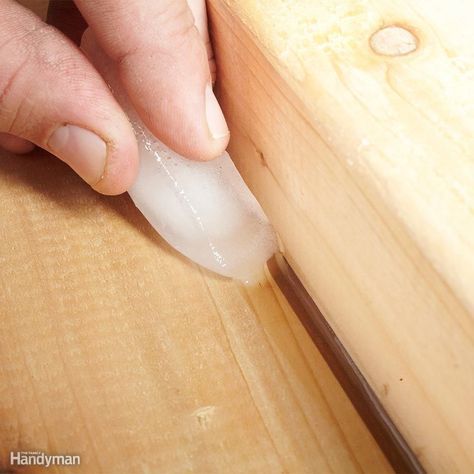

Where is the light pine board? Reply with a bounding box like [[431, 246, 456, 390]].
[[0, 148, 392, 472], [208, 1, 474, 472]]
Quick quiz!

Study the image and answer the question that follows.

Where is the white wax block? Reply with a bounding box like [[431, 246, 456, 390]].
[[128, 120, 277, 283], [80, 40, 275, 282]]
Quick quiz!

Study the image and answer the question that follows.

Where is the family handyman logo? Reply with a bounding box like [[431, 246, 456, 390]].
[[10, 451, 80, 468]]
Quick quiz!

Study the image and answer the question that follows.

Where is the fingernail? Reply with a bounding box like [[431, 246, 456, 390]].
[[205, 83, 229, 140], [48, 125, 107, 185]]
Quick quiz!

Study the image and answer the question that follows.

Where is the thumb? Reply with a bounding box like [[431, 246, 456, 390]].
[[0, 0, 139, 194], [74, 0, 229, 161]]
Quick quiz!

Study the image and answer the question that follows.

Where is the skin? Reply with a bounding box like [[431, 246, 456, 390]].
[[0, 0, 228, 195]]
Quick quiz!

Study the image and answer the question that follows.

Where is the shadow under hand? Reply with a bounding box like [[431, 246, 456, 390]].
[[0, 147, 181, 260]]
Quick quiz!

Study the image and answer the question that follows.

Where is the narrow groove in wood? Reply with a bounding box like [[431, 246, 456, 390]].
[[268, 253, 425, 474]]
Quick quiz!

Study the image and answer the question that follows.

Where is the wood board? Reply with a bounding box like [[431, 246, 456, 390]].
[[208, 1, 474, 472], [0, 147, 391, 472]]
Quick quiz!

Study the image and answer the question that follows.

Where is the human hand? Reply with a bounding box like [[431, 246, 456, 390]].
[[0, 0, 229, 194]]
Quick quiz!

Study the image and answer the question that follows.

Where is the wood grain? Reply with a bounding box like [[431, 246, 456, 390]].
[[0, 148, 392, 472], [267, 254, 423, 474], [1, 1, 392, 472], [208, 1, 474, 472]]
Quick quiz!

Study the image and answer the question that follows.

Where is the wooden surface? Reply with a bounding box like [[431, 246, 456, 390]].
[[208, 1, 474, 472], [0, 146, 392, 472]]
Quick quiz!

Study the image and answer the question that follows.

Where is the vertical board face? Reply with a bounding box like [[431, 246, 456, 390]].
[[208, 1, 474, 472]]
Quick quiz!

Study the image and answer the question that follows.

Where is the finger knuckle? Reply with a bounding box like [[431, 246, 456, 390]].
[[156, 1, 196, 45], [0, 23, 53, 132], [110, 1, 197, 63], [0, 58, 29, 135], [0, 23, 84, 140]]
